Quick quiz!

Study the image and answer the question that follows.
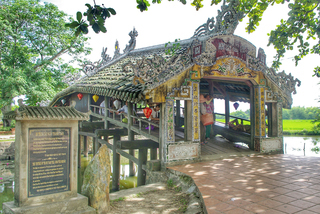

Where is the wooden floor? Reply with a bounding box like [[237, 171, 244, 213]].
[[200, 135, 257, 160]]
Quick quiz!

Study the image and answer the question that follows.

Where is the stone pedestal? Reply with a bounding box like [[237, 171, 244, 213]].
[[3, 194, 95, 214], [2, 104, 95, 214]]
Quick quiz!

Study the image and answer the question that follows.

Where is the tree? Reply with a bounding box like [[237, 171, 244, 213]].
[[0, 0, 91, 112], [230, 110, 250, 119], [73, 0, 319, 76]]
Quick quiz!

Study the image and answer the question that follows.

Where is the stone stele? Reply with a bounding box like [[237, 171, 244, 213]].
[[81, 144, 111, 213]]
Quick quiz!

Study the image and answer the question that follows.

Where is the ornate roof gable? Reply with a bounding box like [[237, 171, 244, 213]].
[[192, 0, 244, 37]]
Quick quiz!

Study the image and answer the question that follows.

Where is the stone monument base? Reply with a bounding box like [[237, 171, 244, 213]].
[[3, 194, 96, 214]]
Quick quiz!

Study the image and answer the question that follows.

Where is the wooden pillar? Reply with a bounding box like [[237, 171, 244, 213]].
[[105, 96, 110, 129], [137, 148, 147, 186], [127, 102, 136, 176], [159, 103, 165, 166], [250, 86, 255, 150], [225, 94, 230, 125], [112, 134, 121, 192], [185, 100, 192, 141], [83, 136, 88, 157], [78, 134, 81, 168], [93, 136, 100, 155], [175, 100, 181, 128], [150, 148, 157, 160], [271, 103, 278, 137]]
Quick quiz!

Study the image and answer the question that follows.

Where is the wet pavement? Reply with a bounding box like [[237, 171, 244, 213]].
[[169, 154, 320, 214]]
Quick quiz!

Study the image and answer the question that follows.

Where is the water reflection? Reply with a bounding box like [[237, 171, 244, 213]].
[[283, 136, 320, 157]]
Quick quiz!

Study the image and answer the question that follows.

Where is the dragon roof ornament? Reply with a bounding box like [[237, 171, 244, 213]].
[[81, 28, 139, 78], [192, 0, 244, 37]]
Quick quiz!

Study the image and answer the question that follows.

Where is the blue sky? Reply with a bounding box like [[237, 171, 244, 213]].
[[43, 0, 320, 113]]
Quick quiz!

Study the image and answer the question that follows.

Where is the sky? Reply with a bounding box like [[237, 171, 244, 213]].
[[42, 0, 320, 113]]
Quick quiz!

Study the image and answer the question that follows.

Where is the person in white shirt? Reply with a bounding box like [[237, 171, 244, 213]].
[[117, 102, 128, 114], [113, 99, 121, 110], [149, 105, 160, 122]]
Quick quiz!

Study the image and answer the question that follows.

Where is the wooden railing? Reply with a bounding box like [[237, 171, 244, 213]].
[[215, 113, 250, 125], [89, 104, 160, 138]]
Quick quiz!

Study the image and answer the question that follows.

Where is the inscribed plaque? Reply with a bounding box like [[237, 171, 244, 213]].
[[28, 128, 70, 197]]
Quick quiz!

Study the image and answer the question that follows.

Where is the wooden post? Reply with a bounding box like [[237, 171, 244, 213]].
[[78, 134, 81, 168], [83, 136, 88, 157], [105, 96, 110, 129], [250, 86, 255, 150], [127, 102, 136, 177], [176, 100, 181, 128], [112, 134, 121, 192], [150, 148, 157, 160], [137, 148, 147, 186], [159, 103, 165, 166], [93, 136, 100, 155], [185, 100, 192, 141], [225, 94, 230, 126]]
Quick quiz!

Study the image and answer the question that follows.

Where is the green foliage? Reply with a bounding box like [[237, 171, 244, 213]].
[[0, 0, 91, 108], [67, 3, 116, 35], [167, 179, 174, 188], [230, 110, 250, 119], [283, 107, 319, 120]]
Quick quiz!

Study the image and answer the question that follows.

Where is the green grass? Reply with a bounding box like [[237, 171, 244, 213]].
[[282, 120, 317, 131]]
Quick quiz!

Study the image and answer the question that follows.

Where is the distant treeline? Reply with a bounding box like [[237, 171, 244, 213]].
[[216, 106, 319, 120]]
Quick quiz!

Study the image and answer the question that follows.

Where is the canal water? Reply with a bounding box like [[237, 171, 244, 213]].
[[1, 136, 319, 213]]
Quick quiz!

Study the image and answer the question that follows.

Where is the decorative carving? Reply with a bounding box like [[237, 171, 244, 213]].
[[63, 72, 82, 86], [114, 40, 120, 58], [192, 0, 244, 37], [101, 47, 111, 63], [125, 49, 192, 89], [257, 48, 266, 65], [124, 28, 138, 53], [265, 90, 279, 102], [167, 85, 192, 100], [165, 100, 175, 143], [82, 62, 97, 77], [192, 17, 215, 37], [192, 82, 200, 141], [211, 58, 257, 78]]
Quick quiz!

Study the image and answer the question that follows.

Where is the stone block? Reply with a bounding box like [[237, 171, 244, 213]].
[[147, 160, 161, 171], [3, 194, 96, 214]]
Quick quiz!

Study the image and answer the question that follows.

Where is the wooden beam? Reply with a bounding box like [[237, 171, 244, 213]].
[[95, 128, 128, 137], [211, 81, 227, 97], [117, 140, 159, 150], [78, 131, 96, 138]]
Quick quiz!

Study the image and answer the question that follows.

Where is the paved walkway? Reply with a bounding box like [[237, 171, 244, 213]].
[[169, 154, 320, 214]]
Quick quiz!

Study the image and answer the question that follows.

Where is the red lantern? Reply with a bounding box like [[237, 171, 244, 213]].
[[233, 102, 239, 110], [77, 93, 83, 100], [143, 107, 152, 119]]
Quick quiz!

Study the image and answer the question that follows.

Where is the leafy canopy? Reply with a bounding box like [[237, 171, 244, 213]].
[[72, 0, 319, 76], [0, 0, 91, 109]]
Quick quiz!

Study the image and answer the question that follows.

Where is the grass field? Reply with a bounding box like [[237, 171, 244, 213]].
[[216, 118, 319, 132], [282, 120, 317, 131]]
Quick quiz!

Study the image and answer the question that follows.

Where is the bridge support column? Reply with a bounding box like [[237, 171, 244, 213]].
[[83, 136, 88, 157], [137, 148, 147, 186], [112, 134, 121, 192]]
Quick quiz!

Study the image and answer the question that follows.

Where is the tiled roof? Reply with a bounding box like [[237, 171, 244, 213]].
[[3, 104, 90, 121]]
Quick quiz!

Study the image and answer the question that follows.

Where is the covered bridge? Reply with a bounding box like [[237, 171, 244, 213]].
[[49, 1, 300, 188]]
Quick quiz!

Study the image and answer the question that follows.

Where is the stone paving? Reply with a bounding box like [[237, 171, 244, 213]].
[[169, 154, 320, 214]]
